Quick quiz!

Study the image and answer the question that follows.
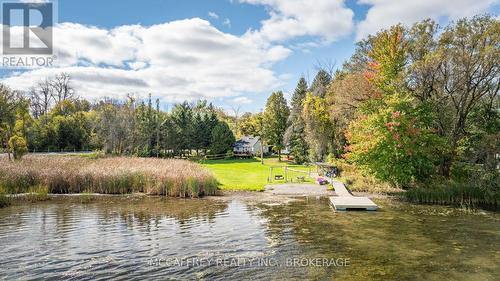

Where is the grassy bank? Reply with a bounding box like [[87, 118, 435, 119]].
[[0, 155, 218, 197], [202, 157, 312, 191]]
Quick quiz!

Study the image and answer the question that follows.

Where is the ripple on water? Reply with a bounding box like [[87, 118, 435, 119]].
[[0, 197, 499, 280]]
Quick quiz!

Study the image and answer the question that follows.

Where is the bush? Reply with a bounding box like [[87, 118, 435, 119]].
[[224, 150, 233, 160], [8, 135, 28, 160], [330, 158, 401, 194]]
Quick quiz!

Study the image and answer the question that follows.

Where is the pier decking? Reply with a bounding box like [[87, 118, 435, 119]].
[[330, 182, 378, 211]]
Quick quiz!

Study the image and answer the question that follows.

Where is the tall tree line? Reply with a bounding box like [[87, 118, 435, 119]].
[[0, 77, 235, 158], [238, 16, 498, 189], [92, 98, 235, 157], [327, 16, 497, 187]]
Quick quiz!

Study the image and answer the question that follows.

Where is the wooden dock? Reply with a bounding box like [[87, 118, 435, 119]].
[[329, 182, 378, 211]]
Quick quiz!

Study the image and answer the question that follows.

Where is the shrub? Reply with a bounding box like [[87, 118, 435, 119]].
[[8, 135, 28, 160], [330, 158, 401, 194], [224, 150, 233, 160]]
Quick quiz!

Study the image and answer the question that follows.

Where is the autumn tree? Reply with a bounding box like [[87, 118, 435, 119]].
[[327, 71, 375, 155], [345, 25, 444, 187], [346, 94, 443, 187]]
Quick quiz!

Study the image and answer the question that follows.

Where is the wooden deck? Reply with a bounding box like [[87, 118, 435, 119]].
[[330, 182, 378, 211]]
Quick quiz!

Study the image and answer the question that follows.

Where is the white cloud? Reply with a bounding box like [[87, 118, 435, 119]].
[[5, 0, 497, 105], [356, 0, 499, 40], [240, 0, 354, 43], [223, 18, 232, 28], [208, 11, 219, 19], [232, 96, 253, 104], [1, 19, 292, 102], [128, 61, 148, 70]]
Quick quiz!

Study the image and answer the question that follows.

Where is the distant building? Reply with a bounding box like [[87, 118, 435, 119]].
[[233, 136, 269, 156]]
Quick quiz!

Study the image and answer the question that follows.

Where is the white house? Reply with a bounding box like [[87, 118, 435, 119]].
[[233, 136, 269, 156]]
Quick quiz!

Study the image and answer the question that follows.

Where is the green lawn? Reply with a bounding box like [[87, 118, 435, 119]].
[[201, 157, 313, 191]]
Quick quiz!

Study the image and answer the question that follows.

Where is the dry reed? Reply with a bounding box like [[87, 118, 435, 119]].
[[0, 155, 218, 197]]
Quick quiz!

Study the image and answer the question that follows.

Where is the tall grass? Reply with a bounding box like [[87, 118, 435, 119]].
[[25, 185, 50, 202], [402, 176, 500, 210], [0, 155, 218, 197], [0, 189, 9, 208]]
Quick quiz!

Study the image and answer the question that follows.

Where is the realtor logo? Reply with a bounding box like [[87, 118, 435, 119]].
[[2, 1, 53, 55]]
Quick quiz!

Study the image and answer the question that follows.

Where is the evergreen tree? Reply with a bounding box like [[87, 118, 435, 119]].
[[171, 102, 193, 157], [291, 77, 308, 109], [202, 103, 219, 152], [310, 69, 331, 98], [191, 112, 204, 155], [210, 121, 235, 154], [285, 77, 309, 164]]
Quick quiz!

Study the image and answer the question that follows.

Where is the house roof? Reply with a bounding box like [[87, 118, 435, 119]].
[[234, 135, 260, 147]]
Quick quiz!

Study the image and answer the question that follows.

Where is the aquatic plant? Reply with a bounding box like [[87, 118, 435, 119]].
[[0, 155, 219, 197], [79, 192, 96, 204], [0, 190, 10, 208], [26, 185, 50, 202], [402, 180, 499, 210]]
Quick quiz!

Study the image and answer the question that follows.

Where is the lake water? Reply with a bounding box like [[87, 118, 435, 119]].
[[0, 197, 499, 280]]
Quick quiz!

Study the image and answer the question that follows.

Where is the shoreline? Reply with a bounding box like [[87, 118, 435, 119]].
[[4, 189, 394, 204], [4, 191, 498, 212]]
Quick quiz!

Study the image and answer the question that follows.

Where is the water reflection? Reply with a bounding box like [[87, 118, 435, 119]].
[[0, 197, 498, 280]]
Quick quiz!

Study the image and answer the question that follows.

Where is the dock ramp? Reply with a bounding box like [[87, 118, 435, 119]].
[[329, 182, 378, 211]]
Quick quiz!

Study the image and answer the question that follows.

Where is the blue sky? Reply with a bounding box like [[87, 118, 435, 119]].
[[1, 0, 499, 113]]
